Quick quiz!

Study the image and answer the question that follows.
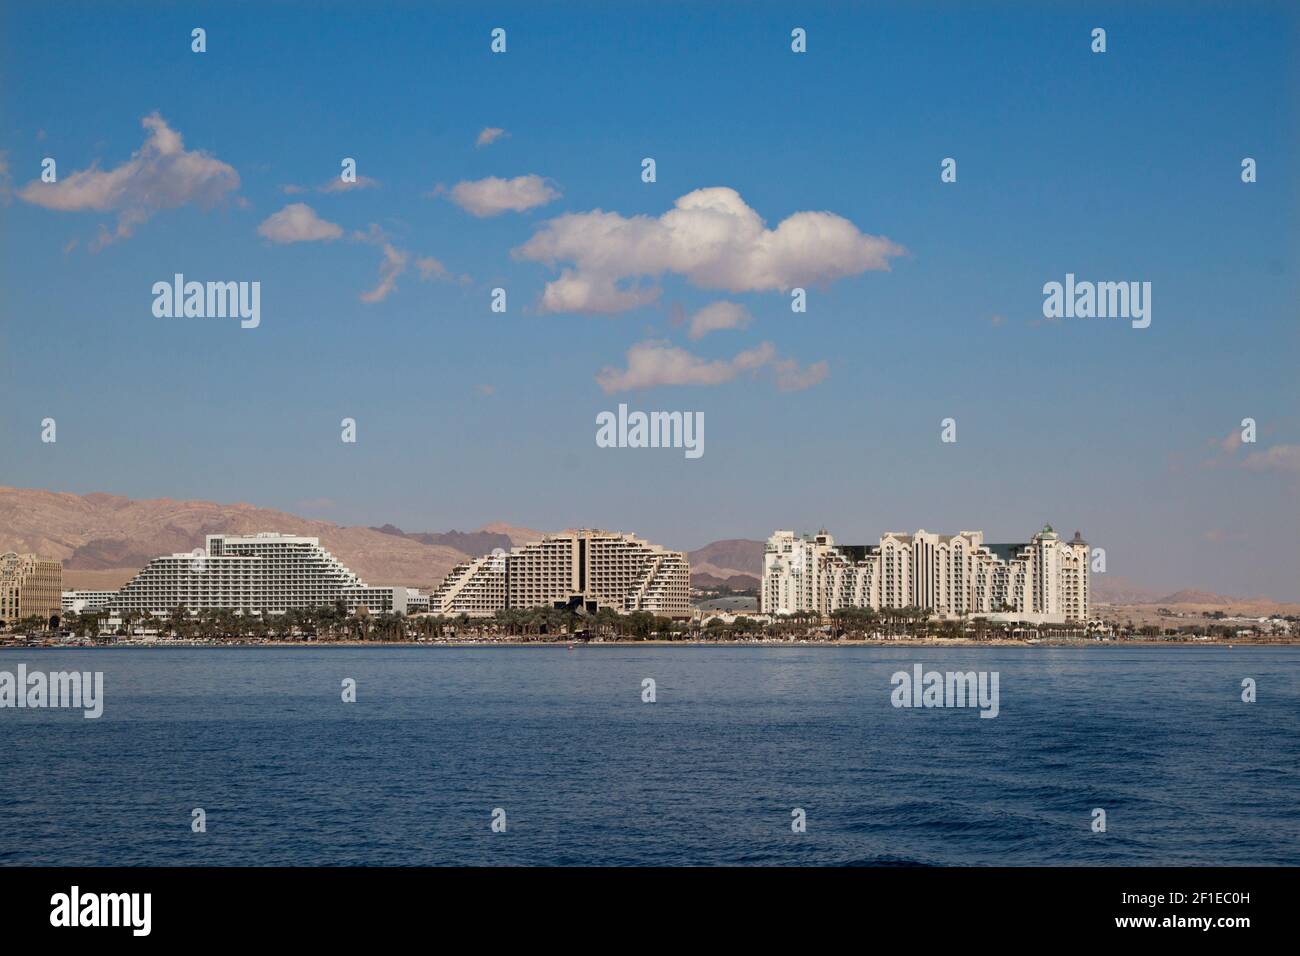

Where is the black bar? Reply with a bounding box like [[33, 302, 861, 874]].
[[1, 866, 1283, 942]]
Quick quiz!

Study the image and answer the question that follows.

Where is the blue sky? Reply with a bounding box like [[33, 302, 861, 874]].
[[1, 1, 1297, 597]]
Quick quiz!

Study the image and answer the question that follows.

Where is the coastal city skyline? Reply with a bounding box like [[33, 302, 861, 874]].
[[1, 480, 1297, 605], [3, 5, 1297, 600]]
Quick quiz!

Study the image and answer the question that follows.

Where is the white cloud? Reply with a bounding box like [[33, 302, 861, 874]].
[[595, 339, 827, 393], [17, 112, 239, 245], [687, 301, 752, 340], [448, 174, 559, 217], [319, 175, 380, 193], [256, 203, 343, 243], [515, 186, 904, 314], [475, 127, 508, 148], [360, 243, 409, 303], [771, 357, 829, 391], [415, 256, 449, 281]]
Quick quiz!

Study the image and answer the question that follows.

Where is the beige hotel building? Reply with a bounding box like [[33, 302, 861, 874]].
[[0, 552, 64, 625], [433, 529, 691, 618], [761, 525, 1089, 623]]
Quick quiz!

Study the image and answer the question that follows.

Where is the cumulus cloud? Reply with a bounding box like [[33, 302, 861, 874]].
[[17, 112, 239, 245], [515, 186, 904, 314], [447, 174, 559, 217], [687, 301, 752, 340], [475, 127, 508, 148], [595, 339, 827, 394], [256, 203, 343, 243]]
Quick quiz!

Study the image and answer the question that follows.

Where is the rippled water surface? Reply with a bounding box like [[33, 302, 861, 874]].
[[1, 645, 1296, 865]]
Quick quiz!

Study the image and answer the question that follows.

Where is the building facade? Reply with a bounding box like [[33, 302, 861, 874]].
[[0, 552, 64, 625], [111, 533, 420, 616], [761, 526, 1089, 623], [62, 590, 118, 615], [431, 530, 691, 618]]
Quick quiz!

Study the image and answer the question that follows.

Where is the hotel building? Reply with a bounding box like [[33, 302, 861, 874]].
[[0, 552, 64, 625], [432, 530, 691, 618], [761, 525, 1089, 623], [62, 590, 118, 615], [110, 533, 421, 616]]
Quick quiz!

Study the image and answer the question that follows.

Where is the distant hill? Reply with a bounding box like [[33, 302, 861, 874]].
[[1091, 575, 1164, 605], [693, 571, 761, 591], [1155, 589, 1233, 606], [688, 539, 765, 577], [478, 522, 549, 547], [372, 524, 514, 557], [0, 486, 525, 591]]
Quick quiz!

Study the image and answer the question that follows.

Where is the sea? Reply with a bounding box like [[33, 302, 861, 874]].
[[1, 644, 1295, 866]]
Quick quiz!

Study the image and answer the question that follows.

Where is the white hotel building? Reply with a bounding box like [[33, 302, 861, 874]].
[[432, 529, 691, 618], [761, 525, 1089, 623], [111, 533, 422, 616]]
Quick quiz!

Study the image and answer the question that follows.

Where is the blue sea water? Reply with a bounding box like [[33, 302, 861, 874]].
[[0, 645, 1295, 866]]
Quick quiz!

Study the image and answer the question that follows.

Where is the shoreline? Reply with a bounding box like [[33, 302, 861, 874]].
[[3, 638, 1297, 649]]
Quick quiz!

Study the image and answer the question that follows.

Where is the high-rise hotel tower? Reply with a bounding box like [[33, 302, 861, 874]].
[[0, 552, 63, 625], [432, 530, 691, 618], [761, 525, 1089, 623]]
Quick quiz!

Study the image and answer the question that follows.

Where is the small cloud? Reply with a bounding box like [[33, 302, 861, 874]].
[[1241, 444, 1300, 474], [1204, 529, 1247, 543], [0, 151, 11, 205], [281, 183, 308, 195], [772, 357, 829, 392], [1220, 429, 1243, 453], [350, 223, 389, 244], [319, 175, 380, 193], [416, 256, 450, 281], [475, 127, 508, 148], [18, 112, 239, 246], [595, 339, 827, 394], [360, 243, 409, 303], [447, 174, 559, 217], [257, 203, 343, 243], [687, 301, 752, 340], [62, 238, 78, 254], [476, 383, 496, 396], [989, 314, 1006, 327]]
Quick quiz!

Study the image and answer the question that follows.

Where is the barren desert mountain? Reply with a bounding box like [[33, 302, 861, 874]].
[[0, 487, 491, 590], [1090, 575, 1165, 605], [477, 522, 549, 546], [692, 571, 762, 591], [371, 524, 515, 557], [687, 539, 765, 578]]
